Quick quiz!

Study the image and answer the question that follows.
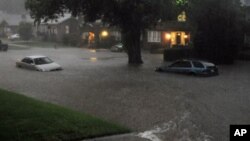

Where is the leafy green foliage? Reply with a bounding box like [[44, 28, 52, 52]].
[[0, 20, 8, 27], [176, 0, 188, 6], [0, 20, 8, 37], [188, 0, 244, 64], [25, 0, 176, 64]]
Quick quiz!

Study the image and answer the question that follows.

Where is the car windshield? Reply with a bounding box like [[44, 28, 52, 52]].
[[34, 57, 53, 65]]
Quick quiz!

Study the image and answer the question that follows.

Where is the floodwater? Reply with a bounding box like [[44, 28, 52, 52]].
[[1, 46, 250, 140]]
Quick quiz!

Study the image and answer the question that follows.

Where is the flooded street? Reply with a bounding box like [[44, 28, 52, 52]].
[[1, 47, 250, 140]]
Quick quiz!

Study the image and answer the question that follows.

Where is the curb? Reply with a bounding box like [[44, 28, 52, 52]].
[[82, 133, 145, 141]]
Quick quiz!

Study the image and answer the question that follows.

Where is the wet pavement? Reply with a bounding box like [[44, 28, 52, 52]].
[[1, 46, 250, 141]]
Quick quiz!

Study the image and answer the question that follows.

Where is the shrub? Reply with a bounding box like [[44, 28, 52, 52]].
[[18, 22, 33, 40], [62, 33, 81, 46], [164, 48, 194, 61]]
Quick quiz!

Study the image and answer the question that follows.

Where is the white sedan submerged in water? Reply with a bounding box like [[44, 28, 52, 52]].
[[16, 55, 62, 72]]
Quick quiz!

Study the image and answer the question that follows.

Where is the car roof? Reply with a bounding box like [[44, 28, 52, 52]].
[[178, 58, 209, 62], [26, 55, 47, 59], [176, 59, 215, 66]]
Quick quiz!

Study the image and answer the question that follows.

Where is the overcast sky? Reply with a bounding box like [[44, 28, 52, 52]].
[[0, 0, 250, 14], [0, 0, 25, 14]]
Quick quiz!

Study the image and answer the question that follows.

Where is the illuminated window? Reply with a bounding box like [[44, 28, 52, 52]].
[[88, 32, 95, 43], [65, 25, 70, 34], [147, 31, 161, 43], [165, 33, 171, 40], [111, 31, 121, 41]]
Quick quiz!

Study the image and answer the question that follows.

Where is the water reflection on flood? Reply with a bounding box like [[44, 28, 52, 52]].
[[82, 56, 126, 62], [90, 57, 97, 62], [89, 49, 96, 53]]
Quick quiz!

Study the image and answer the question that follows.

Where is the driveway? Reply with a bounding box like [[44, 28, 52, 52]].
[[0, 46, 250, 141]]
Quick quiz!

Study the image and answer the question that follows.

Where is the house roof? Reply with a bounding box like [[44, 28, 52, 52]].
[[0, 11, 33, 26], [44, 14, 73, 25], [149, 21, 191, 31]]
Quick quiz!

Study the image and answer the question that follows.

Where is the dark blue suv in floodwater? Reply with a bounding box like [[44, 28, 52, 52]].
[[0, 40, 8, 52], [156, 59, 219, 76]]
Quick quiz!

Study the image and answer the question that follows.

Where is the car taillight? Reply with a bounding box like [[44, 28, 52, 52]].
[[207, 66, 218, 72]]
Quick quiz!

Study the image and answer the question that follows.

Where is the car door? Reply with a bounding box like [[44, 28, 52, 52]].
[[179, 61, 192, 73], [192, 61, 205, 73], [26, 58, 36, 70], [20, 58, 30, 68], [21, 58, 35, 70], [168, 61, 184, 73], [169, 61, 192, 73]]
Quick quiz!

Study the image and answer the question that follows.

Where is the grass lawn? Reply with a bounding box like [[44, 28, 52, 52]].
[[0, 89, 130, 141]]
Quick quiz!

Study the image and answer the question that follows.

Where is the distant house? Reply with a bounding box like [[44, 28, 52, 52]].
[[35, 15, 121, 47], [35, 14, 81, 42], [80, 20, 121, 48]]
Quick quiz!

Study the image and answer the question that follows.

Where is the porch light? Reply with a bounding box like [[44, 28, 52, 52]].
[[165, 33, 171, 40], [101, 30, 109, 37], [184, 34, 188, 39]]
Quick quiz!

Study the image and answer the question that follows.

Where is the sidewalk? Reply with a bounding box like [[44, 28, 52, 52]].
[[82, 133, 148, 141], [9, 43, 30, 48]]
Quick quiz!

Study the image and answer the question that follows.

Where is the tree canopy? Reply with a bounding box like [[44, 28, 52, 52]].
[[25, 0, 245, 64], [188, 0, 244, 64], [0, 20, 8, 27], [25, 0, 177, 64], [19, 22, 33, 40]]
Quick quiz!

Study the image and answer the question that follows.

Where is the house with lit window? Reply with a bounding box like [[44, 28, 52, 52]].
[[80, 20, 121, 48], [144, 11, 191, 53], [35, 15, 121, 47]]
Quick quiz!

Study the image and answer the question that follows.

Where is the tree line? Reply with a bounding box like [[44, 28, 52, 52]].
[[25, 0, 245, 64]]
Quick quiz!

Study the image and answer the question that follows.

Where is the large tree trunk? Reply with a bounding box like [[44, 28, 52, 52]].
[[122, 29, 143, 65]]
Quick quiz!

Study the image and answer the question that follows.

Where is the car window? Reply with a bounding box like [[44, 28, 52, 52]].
[[180, 61, 192, 68], [21, 58, 28, 63], [192, 61, 204, 68], [170, 61, 191, 68], [27, 59, 34, 64], [170, 61, 182, 67], [34, 57, 53, 65], [22, 58, 33, 64]]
